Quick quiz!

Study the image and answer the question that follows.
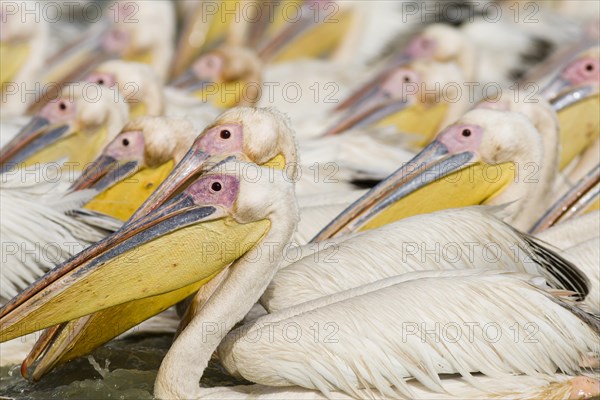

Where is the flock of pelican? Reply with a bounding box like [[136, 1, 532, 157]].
[[0, 0, 599, 399]]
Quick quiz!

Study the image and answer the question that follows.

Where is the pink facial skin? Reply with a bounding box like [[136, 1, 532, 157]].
[[38, 98, 77, 124], [562, 57, 600, 86], [193, 54, 224, 80], [380, 68, 421, 101], [437, 124, 484, 154], [86, 72, 117, 88], [196, 123, 244, 155], [403, 36, 436, 60], [103, 131, 145, 161], [187, 173, 239, 209], [102, 28, 130, 54]]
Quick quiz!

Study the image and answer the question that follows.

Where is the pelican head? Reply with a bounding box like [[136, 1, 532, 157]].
[[539, 47, 599, 168], [403, 24, 467, 65], [71, 117, 197, 220], [314, 108, 544, 240], [0, 159, 296, 346], [172, 45, 263, 107], [325, 60, 467, 145], [335, 24, 472, 114], [128, 107, 297, 221], [42, 1, 175, 89], [0, 84, 128, 171], [101, 1, 175, 82], [86, 60, 165, 117], [541, 47, 599, 105]]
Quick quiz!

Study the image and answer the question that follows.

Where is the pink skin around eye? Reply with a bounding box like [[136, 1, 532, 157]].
[[192, 54, 224, 80], [38, 98, 77, 124], [102, 28, 130, 54], [86, 72, 117, 88], [403, 36, 435, 60], [563, 57, 600, 86], [187, 174, 239, 208], [437, 124, 484, 154], [380, 69, 420, 101], [196, 124, 244, 154], [104, 131, 145, 161]]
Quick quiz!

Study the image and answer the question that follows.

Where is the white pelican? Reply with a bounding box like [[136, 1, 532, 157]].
[[1, 84, 128, 170], [0, 160, 597, 400], [31, 0, 176, 113], [313, 107, 555, 242], [11, 108, 300, 378], [0, 84, 128, 301], [324, 59, 470, 146]]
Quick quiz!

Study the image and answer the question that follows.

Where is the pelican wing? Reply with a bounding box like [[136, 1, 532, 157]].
[[263, 207, 589, 312], [222, 270, 599, 399]]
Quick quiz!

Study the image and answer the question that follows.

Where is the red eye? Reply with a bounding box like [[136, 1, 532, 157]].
[[211, 181, 222, 191]]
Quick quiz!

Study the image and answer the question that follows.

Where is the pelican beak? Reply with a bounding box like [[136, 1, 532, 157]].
[[69, 155, 139, 192], [334, 55, 414, 113], [529, 164, 600, 234], [30, 26, 111, 113], [311, 140, 516, 241], [0, 116, 69, 171], [548, 84, 600, 170], [0, 159, 270, 342], [323, 99, 412, 136], [127, 147, 212, 222], [171, 69, 215, 92]]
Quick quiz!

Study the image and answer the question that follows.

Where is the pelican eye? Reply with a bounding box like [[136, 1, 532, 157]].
[[220, 130, 231, 139], [122, 138, 130, 146], [59, 101, 67, 111], [462, 129, 472, 137], [97, 79, 105, 85], [403, 76, 411, 83], [211, 182, 222, 191], [585, 63, 594, 72]]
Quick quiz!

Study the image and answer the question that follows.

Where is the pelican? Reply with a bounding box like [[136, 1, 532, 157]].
[[171, 44, 263, 108], [1, 160, 597, 400], [31, 0, 176, 112], [11, 108, 299, 378], [539, 47, 599, 171], [314, 107, 554, 242], [1, 84, 128, 170], [323, 60, 470, 146], [0, 84, 128, 301]]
